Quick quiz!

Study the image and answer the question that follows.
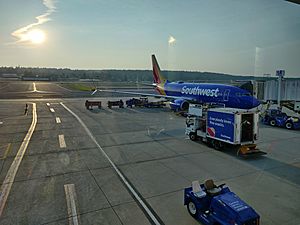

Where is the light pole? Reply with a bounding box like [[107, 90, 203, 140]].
[[276, 70, 285, 110]]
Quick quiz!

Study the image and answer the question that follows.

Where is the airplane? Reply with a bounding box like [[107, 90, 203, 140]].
[[94, 55, 261, 111]]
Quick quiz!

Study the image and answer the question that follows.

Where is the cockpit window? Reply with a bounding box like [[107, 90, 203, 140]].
[[236, 92, 251, 97], [242, 93, 251, 96]]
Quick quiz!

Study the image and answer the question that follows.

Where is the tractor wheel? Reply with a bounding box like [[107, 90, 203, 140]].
[[207, 138, 213, 147], [212, 140, 223, 151], [187, 200, 198, 218], [285, 122, 293, 129], [189, 133, 197, 141], [269, 120, 276, 126]]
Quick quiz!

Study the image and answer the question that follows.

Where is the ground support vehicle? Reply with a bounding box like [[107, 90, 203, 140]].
[[175, 111, 188, 117], [107, 100, 124, 108], [262, 109, 300, 130], [184, 180, 260, 225], [126, 98, 148, 107], [85, 100, 101, 109], [185, 104, 265, 156], [126, 97, 166, 108], [144, 100, 166, 108]]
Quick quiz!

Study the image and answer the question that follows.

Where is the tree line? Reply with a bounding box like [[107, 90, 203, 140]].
[[0, 66, 266, 82]]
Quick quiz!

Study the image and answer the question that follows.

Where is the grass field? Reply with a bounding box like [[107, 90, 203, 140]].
[[59, 81, 152, 91], [59, 83, 95, 91]]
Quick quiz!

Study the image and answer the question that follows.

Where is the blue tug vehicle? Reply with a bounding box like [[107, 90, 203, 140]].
[[184, 180, 260, 225], [262, 109, 300, 130]]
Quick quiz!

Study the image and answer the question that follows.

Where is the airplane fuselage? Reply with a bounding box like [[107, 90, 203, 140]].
[[157, 81, 260, 109]]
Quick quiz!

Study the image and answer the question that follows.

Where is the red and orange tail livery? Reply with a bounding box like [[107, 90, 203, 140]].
[[152, 54, 167, 95], [152, 54, 167, 85]]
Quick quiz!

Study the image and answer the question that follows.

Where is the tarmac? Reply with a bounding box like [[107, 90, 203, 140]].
[[0, 81, 299, 225]]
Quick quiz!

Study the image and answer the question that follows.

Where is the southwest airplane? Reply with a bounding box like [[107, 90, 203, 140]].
[[95, 55, 260, 110]]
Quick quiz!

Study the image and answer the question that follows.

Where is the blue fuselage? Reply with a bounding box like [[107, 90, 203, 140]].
[[160, 81, 260, 109]]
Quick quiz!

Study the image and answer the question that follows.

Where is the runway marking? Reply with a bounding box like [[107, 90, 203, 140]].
[[0, 103, 37, 217], [0, 143, 12, 160], [50, 108, 55, 113], [46, 103, 50, 106], [126, 107, 140, 113], [58, 135, 66, 148], [56, 117, 61, 124], [33, 82, 37, 92], [60, 103, 162, 225], [105, 108, 118, 114], [64, 184, 80, 225]]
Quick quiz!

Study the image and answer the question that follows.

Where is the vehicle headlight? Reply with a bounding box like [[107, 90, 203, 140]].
[[292, 117, 299, 122]]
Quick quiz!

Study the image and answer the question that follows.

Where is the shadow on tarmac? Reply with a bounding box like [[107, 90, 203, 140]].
[[190, 140, 300, 185]]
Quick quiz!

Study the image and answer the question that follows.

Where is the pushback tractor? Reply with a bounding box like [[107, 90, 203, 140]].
[[185, 104, 265, 156], [184, 179, 260, 224]]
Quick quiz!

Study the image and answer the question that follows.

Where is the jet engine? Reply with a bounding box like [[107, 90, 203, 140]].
[[170, 99, 189, 111]]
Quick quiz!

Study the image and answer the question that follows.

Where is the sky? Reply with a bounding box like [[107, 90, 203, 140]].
[[0, 0, 300, 77]]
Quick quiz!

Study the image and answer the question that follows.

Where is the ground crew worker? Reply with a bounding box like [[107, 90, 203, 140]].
[[24, 103, 28, 115]]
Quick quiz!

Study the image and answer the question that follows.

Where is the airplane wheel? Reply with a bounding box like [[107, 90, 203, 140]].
[[187, 200, 198, 218], [269, 120, 276, 126], [189, 133, 197, 141], [285, 122, 293, 129]]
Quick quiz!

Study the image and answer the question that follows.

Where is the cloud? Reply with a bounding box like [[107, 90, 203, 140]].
[[168, 35, 176, 45], [11, 0, 56, 44]]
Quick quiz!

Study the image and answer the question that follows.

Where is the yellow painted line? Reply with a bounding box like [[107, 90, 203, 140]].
[[56, 117, 61, 124], [0, 143, 12, 160], [33, 82, 37, 92], [58, 134, 66, 148], [64, 184, 80, 225], [50, 108, 55, 113], [0, 103, 37, 217]]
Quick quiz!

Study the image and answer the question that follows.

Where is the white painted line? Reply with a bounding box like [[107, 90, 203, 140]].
[[0, 122, 3, 125], [58, 134, 66, 148], [0, 103, 37, 216], [105, 108, 118, 114], [46, 103, 50, 106], [56, 117, 61, 124], [60, 103, 161, 225], [64, 184, 80, 225], [50, 108, 55, 113], [126, 108, 140, 113]]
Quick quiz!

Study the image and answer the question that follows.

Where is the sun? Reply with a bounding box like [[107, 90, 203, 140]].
[[26, 29, 46, 44]]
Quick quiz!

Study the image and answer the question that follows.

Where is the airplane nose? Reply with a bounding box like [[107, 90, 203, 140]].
[[251, 98, 261, 108], [242, 97, 260, 109]]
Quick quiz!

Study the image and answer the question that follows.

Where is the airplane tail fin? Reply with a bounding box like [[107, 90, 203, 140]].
[[152, 54, 167, 84]]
